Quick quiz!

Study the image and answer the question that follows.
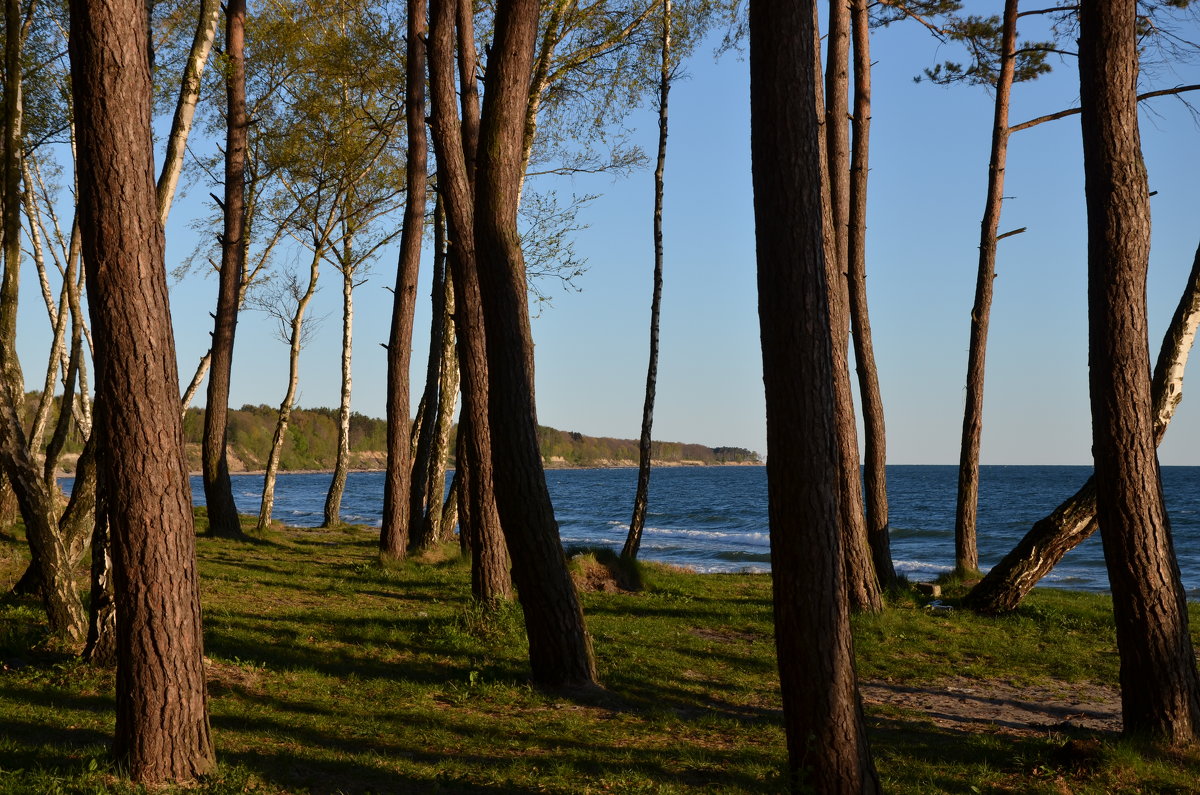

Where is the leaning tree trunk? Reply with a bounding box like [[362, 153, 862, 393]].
[[323, 264, 355, 527], [379, 0, 428, 560], [964, 239, 1200, 614], [848, 0, 895, 590], [954, 0, 1018, 575], [750, 0, 881, 788], [69, 0, 216, 778], [201, 0, 249, 539], [474, 0, 597, 687], [427, 0, 510, 603], [1080, 0, 1200, 745], [408, 200, 449, 552], [823, 0, 881, 613], [623, 0, 670, 563]]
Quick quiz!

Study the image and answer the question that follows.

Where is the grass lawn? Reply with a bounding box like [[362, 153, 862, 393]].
[[1, 514, 1198, 793]]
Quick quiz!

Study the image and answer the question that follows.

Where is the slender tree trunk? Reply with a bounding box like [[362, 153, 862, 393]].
[[83, 433, 116, 667], [428, 0, 510, 603], [155, 0, 221, 226], [323, 266, 354, 526], [823, 0, 881, 613], [380, 0, 428, 560], [181, 351, 211, 414], [408, 199, 448, 551], [954, 0, 1018, 575], [848, 0, 894, 590], [257, 254, 320, 533], [69, 0, 216, 778], [1080, 0, 1200, 745], [750, 2, 880, 788], [475, 0, 597, 686], [202, 0, 248, 539], [623, 0, 670, 562], [965, 227, 1200, 614], [417, 255, 459, 546]]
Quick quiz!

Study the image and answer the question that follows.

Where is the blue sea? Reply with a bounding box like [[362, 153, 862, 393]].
[[196, 465, 1200, 598]]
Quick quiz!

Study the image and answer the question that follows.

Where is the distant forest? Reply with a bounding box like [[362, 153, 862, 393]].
[[163, 405, 762, 472], [169, 405, 760, 472]]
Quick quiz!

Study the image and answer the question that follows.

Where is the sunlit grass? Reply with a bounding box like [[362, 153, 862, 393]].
[[0, 514, 1198, 793]]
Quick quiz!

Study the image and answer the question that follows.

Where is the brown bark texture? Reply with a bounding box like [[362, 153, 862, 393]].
[[848, 0, 894, 590], [954, 0, 1018, 575], [69, 0, 216, 779], [822, 0, 880, 614], [474, 0, 596, 685], [380, 0, 428, 560], [408, 200, 447, 552], [750, 1, 880, 790], [966, 239, 1200, 614], [427, 0, 510, 602], [1080, 0, 1200, 744], [202, 0, 248, 539], [623, 0, 670, 562]]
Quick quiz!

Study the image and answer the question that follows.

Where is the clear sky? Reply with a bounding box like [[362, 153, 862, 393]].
[[16, 8, 1200, 465]]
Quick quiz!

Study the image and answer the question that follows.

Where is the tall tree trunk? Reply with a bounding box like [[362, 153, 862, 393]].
[[380, 0, 428, 560], [323, 264, 354, 526], [848, 0, 894, 590], [69, 0, 216, 778], [83, 433, 116, 667], [623, 0, 670, 563], [1080, 0, 1200, 745], [408, 198, 448, 552], [475, 0, 597, 687], [428, 0, 510, 603], [155, 0, 221, 226], [256, 253, 320, 533], [964, 201, 1200, 614], [954, 0, 1018, 575], [823, 0, 881, 613], [418, 259, 459, 546], [750, 1, 880, 789], [202, 0, 248, 539]]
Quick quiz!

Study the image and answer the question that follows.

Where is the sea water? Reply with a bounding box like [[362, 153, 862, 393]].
[[201, 465, 1200, 597]]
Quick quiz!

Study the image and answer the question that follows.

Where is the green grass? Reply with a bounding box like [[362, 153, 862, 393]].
[[0, 517, 1198, 793]]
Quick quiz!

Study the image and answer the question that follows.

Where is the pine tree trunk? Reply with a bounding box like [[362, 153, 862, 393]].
[[623, 0, 670, 563], [848, 0, 894, 590], [428, 0, 510, 603], [474, 0, 597, 686], [1080, 0, 1200, 744], [750, 1, 880, 788], [380, 0, 428, 560], [823, 0, 880, 613], [408, 201, 448, 552], [965, 240, 1200, 614], [954, 0, 1018, 575], [69, 0, 216, 777], [323, 268, 355, 527], [202, 0, 248, 539]]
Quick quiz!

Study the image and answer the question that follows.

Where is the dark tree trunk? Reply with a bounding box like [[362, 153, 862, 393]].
[[408, 199, 448, 552], [202, 0, 248, 539], [750, 1, 880, 789], [954, 0, 1018, 575], [1080, 0, 1200, 744], [823, 0, 880, 613], [474, 0, 597, 686], [848, 0, 894, 590], [966, 240, 1200, 614], [623, 0, 670, 562], [380, 0, 428, 561], [69, 0, 216, 780], [428, 0, 510, 603]]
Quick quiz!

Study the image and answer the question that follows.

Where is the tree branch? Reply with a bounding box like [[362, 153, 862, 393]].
[[1010, 83, 1200, 132]]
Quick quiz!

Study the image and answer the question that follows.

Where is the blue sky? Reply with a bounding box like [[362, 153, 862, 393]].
[[16, 8, 1200, 465]]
